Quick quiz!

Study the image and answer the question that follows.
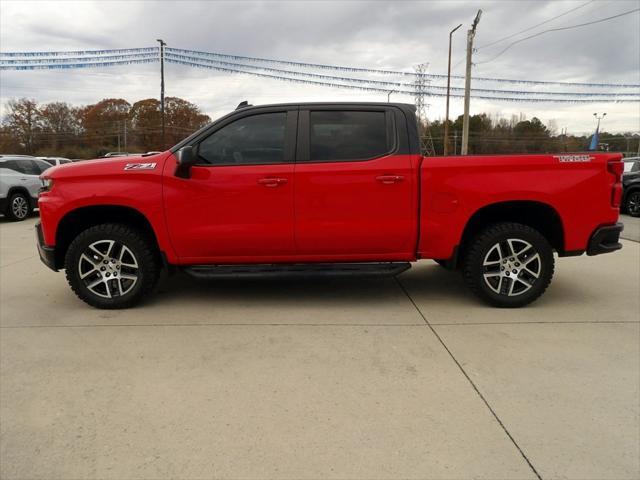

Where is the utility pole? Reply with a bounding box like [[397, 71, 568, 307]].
[[454, 130, 458, 155], [461, 9, 482, 155], [157, 39, 166, 150], [123, 120, 127, 151], [387, 90, 396, 102], [444, 23, 462, 156]]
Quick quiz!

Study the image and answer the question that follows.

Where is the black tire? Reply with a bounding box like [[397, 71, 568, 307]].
[[5, 192, 32, 221], [625, 190, 640, 217], [64, 223, 160, 309], [462, 222, 554, 308]]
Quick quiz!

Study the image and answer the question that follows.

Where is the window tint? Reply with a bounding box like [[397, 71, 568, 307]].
[[18, 160, 45, 175], [1, 160, 26, 174], [632, 161, 640, 173], [60, 159, 71, 164], [308, 111, 390, 162], [198, 112, 287, 166], [33, 160, 51, 173], [43, 159, 56, 166]]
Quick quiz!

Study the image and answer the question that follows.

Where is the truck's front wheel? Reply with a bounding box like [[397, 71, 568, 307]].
[[64, 223, 160, 309], [463, 222, 554, 308]]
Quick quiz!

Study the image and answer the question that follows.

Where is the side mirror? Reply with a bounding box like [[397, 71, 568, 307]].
[[175, 146, 196, 179]]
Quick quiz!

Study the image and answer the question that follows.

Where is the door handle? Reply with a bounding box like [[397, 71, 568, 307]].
[[376, 175, 404, 184], [258, 177, 288, 187]]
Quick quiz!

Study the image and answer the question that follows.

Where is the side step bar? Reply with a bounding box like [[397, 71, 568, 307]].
[[183, 262, 411, 279]]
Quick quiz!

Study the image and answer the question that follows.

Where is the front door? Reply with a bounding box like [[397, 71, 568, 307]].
[[163, 109, 298, 263]]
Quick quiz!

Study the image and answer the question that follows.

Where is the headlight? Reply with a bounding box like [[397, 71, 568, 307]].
[[40, 178, 54, 192]]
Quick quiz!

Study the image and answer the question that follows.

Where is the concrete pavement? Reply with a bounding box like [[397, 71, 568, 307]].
[[1, 217, 638, 479]]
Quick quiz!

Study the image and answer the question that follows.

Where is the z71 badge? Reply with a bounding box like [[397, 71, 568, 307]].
[[554, 155, 594, 163], [124, 162, 157, 170]]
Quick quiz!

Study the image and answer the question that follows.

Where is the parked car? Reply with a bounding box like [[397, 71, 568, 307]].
[[1, 156, 52, 220], [37, 156, 73, 167], [36, 102, 624, 309], [622, 157, 640, 217]]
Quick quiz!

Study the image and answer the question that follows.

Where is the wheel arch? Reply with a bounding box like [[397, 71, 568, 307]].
[[455, 200, 565, 268], [54, 205, 162, 270]]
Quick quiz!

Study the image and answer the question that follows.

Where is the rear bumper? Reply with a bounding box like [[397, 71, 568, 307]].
[[587, 222, 623, 256], [35, 222, 58, 271]]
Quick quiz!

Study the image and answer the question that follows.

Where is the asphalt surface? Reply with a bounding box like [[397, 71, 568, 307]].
[[1, 216, 638, 480]]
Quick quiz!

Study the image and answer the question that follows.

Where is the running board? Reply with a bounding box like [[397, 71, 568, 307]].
[[183, 262, 411, 279]]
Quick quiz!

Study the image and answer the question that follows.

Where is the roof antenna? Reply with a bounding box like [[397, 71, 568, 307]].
[[236, 101, 251, 110]]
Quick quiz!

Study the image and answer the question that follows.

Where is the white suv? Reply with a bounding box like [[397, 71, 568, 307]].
[[0, 156, 52, 221], [37, 156, 73, 167]]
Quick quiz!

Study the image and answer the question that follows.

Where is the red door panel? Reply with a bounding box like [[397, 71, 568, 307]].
[[294, 154, 417, 257], [163, 157, 294, 262]]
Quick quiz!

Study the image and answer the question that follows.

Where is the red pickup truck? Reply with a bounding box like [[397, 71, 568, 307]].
[[36, 102, 624, 309]]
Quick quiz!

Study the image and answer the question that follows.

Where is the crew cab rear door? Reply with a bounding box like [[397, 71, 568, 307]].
[[294, 106, 418, 259], [163, 107, 298, 262]]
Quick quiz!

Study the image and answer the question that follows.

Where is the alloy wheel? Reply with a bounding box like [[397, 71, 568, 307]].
[[78, 239, 139, 298], [628, 192, 640, 216], [482, 238, 542, 297], [11, 196, 28, 219]]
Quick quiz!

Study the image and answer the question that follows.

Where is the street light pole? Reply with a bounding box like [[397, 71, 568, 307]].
[[156, 39, 166, 150], [387, 90, 396, 102], [461, 9, 482, 156], [444, 23, 462, 156]]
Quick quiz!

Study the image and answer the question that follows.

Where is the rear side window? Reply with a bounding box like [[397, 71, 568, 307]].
[[308, 111, 391, 162], [0, 160, 25, 174], [632, 162, 639, 173], [43, 159, 56, 166], [198, 112, 287, 166]]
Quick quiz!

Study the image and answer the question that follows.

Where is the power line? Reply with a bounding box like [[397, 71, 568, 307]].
[[166, 57, 639, 103], [1, 45, 637, 89], [477, 7, 640, 64], [166, 47, 639, 89], [164, 52, 638, 98], [477, 0, 596, 50]]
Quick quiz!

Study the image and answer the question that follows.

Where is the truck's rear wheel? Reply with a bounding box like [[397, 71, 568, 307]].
[[463, 222, 554, 308], [64, 223, 160, 309]]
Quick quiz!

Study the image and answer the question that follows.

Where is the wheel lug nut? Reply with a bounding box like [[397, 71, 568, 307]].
[[515, 262, 520, 267], [510, 257, 515, 261], [106, 273, 110, 277], [506, 272, 510, 276], [512, 269, 517, 274], [100, 267, 106, 271], [500, 266, 505, 271]]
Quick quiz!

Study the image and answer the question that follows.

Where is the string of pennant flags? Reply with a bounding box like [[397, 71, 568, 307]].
[[1, 46, 639, 103]]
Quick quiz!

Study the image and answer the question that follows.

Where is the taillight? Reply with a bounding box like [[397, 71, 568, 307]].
[[607, 160, 623, 208]]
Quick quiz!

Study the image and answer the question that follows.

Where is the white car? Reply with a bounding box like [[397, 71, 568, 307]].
[[37, 156, 73, 166], [0, 156, 52, 221]]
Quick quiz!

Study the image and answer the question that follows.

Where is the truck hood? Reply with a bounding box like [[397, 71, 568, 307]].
[[42, 152, 170, 180]]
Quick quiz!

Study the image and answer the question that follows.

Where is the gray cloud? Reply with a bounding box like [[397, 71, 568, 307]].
[[1, 0, 639, 134]]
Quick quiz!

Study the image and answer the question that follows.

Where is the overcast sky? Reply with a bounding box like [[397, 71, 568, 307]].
[[1, 0, 639, 135]]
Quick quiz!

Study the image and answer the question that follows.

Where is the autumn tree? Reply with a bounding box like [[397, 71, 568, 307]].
[[164, 96, 210, 148], [80, 98, 131, 151], [39, 102, 81, 152], [2, 98, 41, 153]]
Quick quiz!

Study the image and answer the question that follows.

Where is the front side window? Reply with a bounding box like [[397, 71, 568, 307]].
[[308, 110, 390, 162], [198, 112, 287, 166]]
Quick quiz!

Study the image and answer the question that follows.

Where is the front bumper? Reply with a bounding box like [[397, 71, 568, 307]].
[[35, 222, 58, 271], [587, 222, 624, 256]]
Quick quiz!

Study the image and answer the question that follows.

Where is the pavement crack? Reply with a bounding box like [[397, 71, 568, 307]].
[[394, 276, 543, 480]]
